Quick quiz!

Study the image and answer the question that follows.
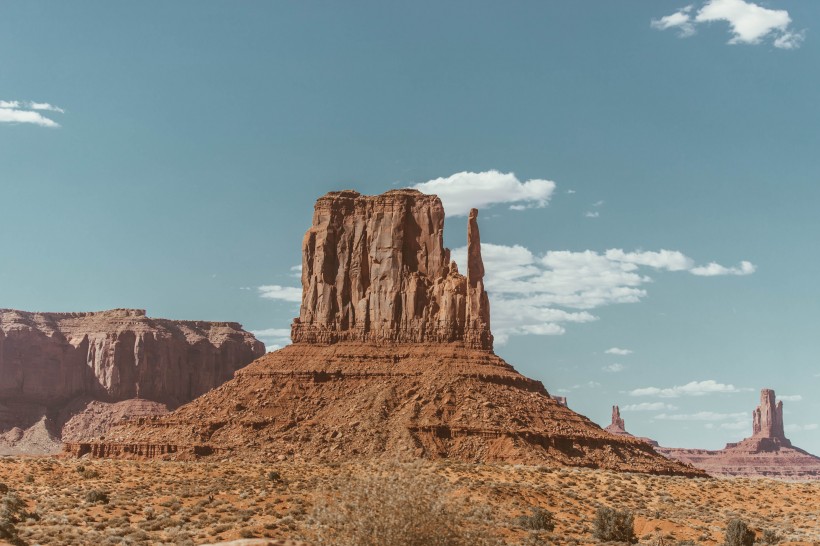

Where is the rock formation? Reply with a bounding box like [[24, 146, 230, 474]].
[[603, 405, 658, 446], [605, 406, 626, 434], [67, 189, 702, 477], [0, 308, 264, 454], [657, 389, 820, 480], [292, 190, 492, 349]]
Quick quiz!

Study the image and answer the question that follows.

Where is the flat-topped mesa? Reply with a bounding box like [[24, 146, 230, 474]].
[[752, 388, 787, 442], [291, 189, 493, 350]]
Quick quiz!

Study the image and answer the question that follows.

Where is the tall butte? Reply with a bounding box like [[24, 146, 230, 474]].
[[657, 389, 820, 480], [67, 189, 700, 475]]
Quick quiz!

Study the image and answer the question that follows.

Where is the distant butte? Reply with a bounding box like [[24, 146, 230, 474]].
[[603, 405, 658, 447], [0, 308, 264, 455], [657, 389, 820, 480], [66, 189, 702, 476]]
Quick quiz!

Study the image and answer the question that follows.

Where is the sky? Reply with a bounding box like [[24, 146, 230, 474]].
[[2, 0, 819, 453]]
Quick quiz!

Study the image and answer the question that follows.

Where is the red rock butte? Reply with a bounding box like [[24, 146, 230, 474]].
[[0, 308, 264, 455], [66, 189, 702, 476], [292, 189, 492, 349], [658, 389, 820, 480], [603, 405, 658, 447]]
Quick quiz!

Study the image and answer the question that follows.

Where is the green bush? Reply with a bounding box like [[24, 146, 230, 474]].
[[724, 518, 755, 546], [592, 506, 636, 543], [515, 507, 555, 532]]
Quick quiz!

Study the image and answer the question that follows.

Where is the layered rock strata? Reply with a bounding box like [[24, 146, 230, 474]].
[[291, 190, 492, 349], [0, 308, 264, 454], [68, 189, 702, 476], [658, 389, 820, 480]]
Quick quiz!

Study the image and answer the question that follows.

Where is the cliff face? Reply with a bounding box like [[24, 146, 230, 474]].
[[292, 189, 492, 350], [0, 308, 265, 404], [0, 308, 264, 455]]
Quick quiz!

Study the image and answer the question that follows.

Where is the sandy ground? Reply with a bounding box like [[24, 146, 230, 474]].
[[0, 456, 818, 545]]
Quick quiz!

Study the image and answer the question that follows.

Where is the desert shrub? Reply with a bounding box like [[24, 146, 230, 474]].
[[592, 506, 637, 543], [760, 529, 780, 544], [266, 470, 282, 482], [84, 490, 110, 504], [515, 507, 555, 531], [308, 463, 498, 546], [724, 518, 755, 546], [0, 491, 27, 546]]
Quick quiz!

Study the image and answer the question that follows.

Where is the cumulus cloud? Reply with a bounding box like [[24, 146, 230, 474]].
[[655, 411, 747, 421], [778, 394, 802, 402], [250, 327, 292, 352], [450, 243, 754, 343], [411, 170, 556, 217], [603, 363, 625, 373], [258, 285, 302, 302], [621, 402, 678, 411], [630, 380, 748, 398], [0, 99, 64, 127], [785, 423, 819, 432], [605, 347, 633, 356], [652, 0, 805, 49], [651, 5, 697, 37], [690, 261, 756, 276]]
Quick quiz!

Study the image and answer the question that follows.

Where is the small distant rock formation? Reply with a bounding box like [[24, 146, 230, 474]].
[[67, 189, 701, 477], [550, 395, 568, 407], [658, 389, 820, 480], [292, 190, 492, 350], [0, 308, 264, 455], [603, 405, 658, 446]]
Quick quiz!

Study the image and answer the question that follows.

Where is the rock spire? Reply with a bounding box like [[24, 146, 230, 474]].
[[291, 189, 493, 350], [752, 388, 786, 441]]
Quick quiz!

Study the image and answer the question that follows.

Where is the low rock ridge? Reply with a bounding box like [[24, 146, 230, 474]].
[[1, 308, 264, 454], [291, 190, 493, 350], [657, 389, 820, 480]]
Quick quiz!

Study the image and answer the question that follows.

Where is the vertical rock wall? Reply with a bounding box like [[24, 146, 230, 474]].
[[291, 189, 493, 350], [752, 388, 786, 441]]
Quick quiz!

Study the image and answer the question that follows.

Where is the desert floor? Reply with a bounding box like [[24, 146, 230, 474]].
[[0, 457, 818, 545]]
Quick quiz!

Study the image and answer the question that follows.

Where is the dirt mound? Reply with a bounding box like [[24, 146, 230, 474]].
[[66, 342, 701, 475]]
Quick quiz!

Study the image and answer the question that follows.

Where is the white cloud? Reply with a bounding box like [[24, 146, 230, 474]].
[[621, 402, 678, 412], [0, 100, 64, 127], [411, 170, 556, 217], [655, 411, 747, 421], [630, 380, 747, 398], [779, 394, 802, 402], [450, 243, 754, 343], [289, 265, 302, 277], [605, 347, 633, 356], [258, 285, 302, 302], [705, 421, 749, 430], [250, 327, 292, 352], [690, 260, 755, 276], [651, 5, 697, 37], [584, 211, 599, 218], [785, 423, 819, 432], [605, 249, 694, 271], [652, 0, 804, 49], [603, 363, 624, 373], [566, 189, 576, 194]]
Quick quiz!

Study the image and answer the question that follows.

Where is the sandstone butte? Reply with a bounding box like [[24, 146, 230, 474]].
[[0, 308, 264, 455], [657, 389, 820, 480], [603, 405, 659, 447], [66, 189, 702, 476]]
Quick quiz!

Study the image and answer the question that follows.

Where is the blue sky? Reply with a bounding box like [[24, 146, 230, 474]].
[[2, 1, 819, 452]]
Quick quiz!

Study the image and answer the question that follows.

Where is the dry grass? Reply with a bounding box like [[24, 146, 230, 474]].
[[0, 457, 817, 545]]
